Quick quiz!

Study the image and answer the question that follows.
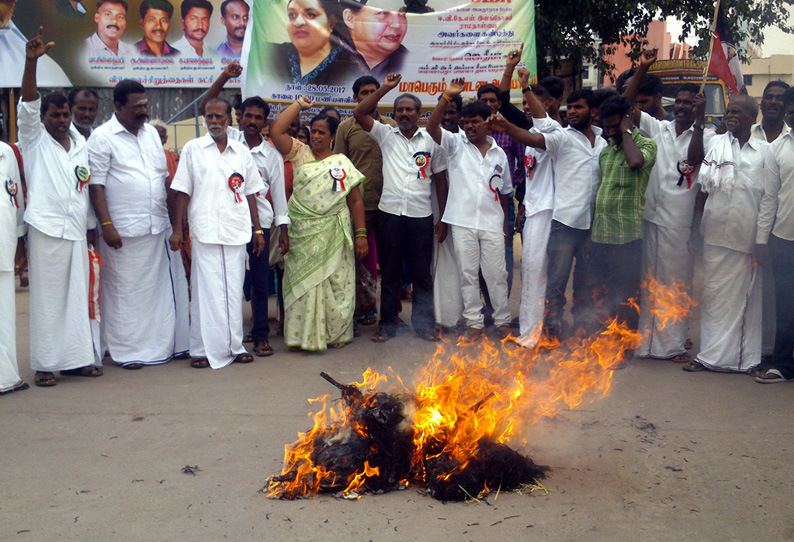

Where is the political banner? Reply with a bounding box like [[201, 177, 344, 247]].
[[243, 0, 536, 105]]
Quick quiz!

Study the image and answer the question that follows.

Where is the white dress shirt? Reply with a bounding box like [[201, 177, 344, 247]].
[[537, 120, 607, 230], [640, 112, 715, 231], [0, 143, 25, 272], [524, 116, 557, 217], [758, 130, 794, 243], [172, 36, 216, 58], [87, 115, 170, 237], [368, 121, 447, 218], [171, 134, 263, 246], [0, 22, 72, 88], [226, 127, 290, 227], [17, 97, 91, 241], [751, 121, 790, 143], [701, 134, 769, 253], [439, 130, 512, 234], [84, 32, 136, 58]]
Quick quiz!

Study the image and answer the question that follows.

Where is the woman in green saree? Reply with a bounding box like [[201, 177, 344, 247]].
[[271, 97, 368, 351]]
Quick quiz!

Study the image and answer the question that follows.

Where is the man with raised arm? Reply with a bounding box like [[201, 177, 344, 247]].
[[353, 73, 447, 342], [427, 78, 513, 339], [200, 63, 290, 357], [19, 28, 98, 387], [88, 79, 187, 369], [170, 97, 264, 369], [624, 48, 712, 364]]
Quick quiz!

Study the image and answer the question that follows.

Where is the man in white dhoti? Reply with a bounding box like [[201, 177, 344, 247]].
[[623, 50, 712, 364], [88, 79, 187, 369], [170, 97, 265, 369], [0, 141, 28, 395], [19, 29, 99, 387], [687, 96, 769, 373]]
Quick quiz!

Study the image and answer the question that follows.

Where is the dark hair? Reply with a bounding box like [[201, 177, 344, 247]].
[[42, 93, 70, 115], [438, 92, 463, 112], [598, 95, 632, 120], [539, 76, 564, 99], [460, 100, 492, 121], [676, 83, 700, 98], [67, 88, 99, 107], [319, 106, 341, 119], [567, 88, 597, 108], [592, 87, 618, 108], [784, 87, 794, 106], [113, 79, 146, 106], [240, 96, 270, 118], [393, 93, 421, 111], [310, 113, 340, 136], [764, 80, 791, 96], [615, 69, 635, 94], [476, 83, 500, 100], [290, 0, 352, 51], [353, 75, 380, 96], [205, 97, 232, 116], [298, 125, 310, 140], [638, 74, 663, 98], [531, 84, 551, 102], [97, 0, 128, 12], [220, 0, 249, 17], [140, 0, 174, 19], [181, 0, 213, 18]]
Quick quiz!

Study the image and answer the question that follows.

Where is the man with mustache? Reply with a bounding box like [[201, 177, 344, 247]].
[[0, 0, 72, 87], [170, 97, 265, 369], [68, 88, 99, 140], [353, 72, 448, 343], [198, 63, 291, 358], [19, 28, 98, 387], [214, 0, 248, 59], [135, 0, 180, 57], [85, 0, 136, 58], [687, 95, 769, 373], [173, 0, 214, 58], [87, 79, 188, 369]]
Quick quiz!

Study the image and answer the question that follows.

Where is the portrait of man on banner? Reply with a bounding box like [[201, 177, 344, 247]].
[[85, 0, 136, 58]]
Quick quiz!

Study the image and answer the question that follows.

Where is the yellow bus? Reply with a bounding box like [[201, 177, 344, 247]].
[[648, 59, 729, 128]]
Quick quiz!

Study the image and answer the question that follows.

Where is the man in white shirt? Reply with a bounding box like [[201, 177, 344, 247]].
[[88, 79, 187, 369], [84, 0, 136, 58], [19, 30, 98, 387], [687, 96, 769, 373], [68, 88, 99, 141], [353, 73, 448, 342], [172, 0, 214, 58], [0, 2, 72, 87], [506, 88, 607, 339], [755, 87, 794, 383], [198, 63, 290, 357], [170, 97, 265, 369], [0, 140, 28, 395], [428, 81, 512, 339]]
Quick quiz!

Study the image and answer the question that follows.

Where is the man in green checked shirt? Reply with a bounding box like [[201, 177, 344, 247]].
[[588, 95, 657, 336]]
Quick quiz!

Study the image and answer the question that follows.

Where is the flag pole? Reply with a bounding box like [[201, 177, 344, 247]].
[[701, 0, 723, 92]]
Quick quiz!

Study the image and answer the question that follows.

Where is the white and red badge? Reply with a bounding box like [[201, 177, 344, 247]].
[[74, 165, 91, 192], [229, 173, 245, 202], [5, 177, 19, 209], [524, 153, 536, 182], [413, 151, 431, 179], [329, 166, 347, 192], [488, 174, 502, 201], [677, 160, 695, 189]]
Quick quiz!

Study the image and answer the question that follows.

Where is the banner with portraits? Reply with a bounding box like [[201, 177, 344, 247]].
[[243, 0, 536, 105]]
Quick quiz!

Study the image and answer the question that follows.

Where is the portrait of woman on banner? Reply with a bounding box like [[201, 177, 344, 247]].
[[340, 0, 409, 79], [271, 0, 365, 86]]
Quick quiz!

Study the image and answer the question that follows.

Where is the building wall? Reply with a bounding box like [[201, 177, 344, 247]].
[[741, 55, 794, 101]]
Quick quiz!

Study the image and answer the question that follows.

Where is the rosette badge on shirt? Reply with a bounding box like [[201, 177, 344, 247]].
[[75, 165, 91, 192], [5, 177, 19, 208], [489, 164, 503, 201], [676, 160, 695, 189], [413, 151, 430, 179], [229, 173, 245, 202], [524, 153, 536, 182], [330, 166, 347, 192]]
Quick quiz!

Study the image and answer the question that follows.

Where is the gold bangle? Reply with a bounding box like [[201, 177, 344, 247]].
[[101, 221, 113, 226], [441, 93, 453, 102], [355, 228, 367, 238], [253, 229, 265, 235]]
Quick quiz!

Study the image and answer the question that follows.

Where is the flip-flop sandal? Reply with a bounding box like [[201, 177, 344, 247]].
[[121, 363, 144, 370], [243, 332, 254, 343], [371, 328, 394, 343], [358, 314, 377, 326], [684, 338, 693, 350], [682, 360, 706, 372], [288, 346, 302, 352], [253, 341, 274, 357], [190, 358, 209, 369], [415, 330, 438, 342], [234, 353, 254, 364], [755, 368, 793, 383], [34, 372, 57, 387], [328, 342, 346, 349], [670, 354, 691, 363], [0, 382, 29, 395], [60, 366, 103, 377]]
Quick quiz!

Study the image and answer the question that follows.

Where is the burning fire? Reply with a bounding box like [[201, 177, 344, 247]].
[[267, 278, 694, 501]]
